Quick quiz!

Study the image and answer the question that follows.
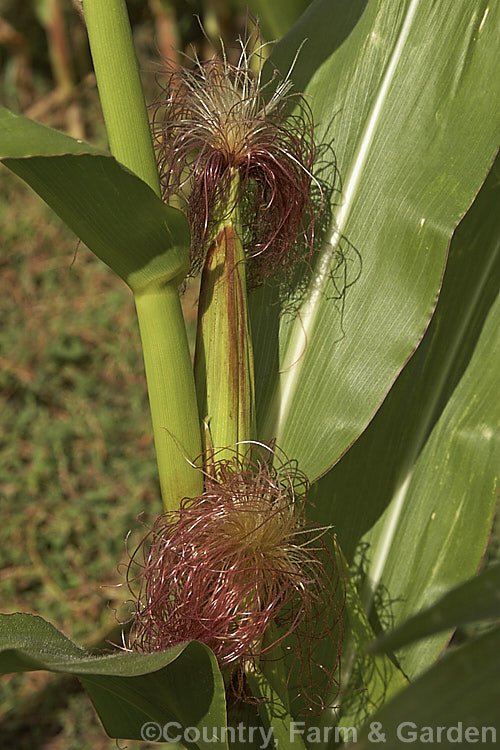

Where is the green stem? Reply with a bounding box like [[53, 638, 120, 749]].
[[82, 0, 160, 195], [83, 0, 203, 509], [194, 173, 255, 460], [135, 286, 203, 511]]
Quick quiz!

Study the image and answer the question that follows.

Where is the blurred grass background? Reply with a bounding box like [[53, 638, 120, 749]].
[[1, 0, 498, 746], [0, 0, 241, 746]]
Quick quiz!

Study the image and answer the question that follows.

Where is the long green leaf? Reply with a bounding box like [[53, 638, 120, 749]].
[[352, 626, 500, 749], [0, 614, 227, 747], [309, 152, 499, 721], [371, 565, 500, 655], [251, 0, 500, 481], [0, 106, 189, 292], [358, 226, 499, 678]]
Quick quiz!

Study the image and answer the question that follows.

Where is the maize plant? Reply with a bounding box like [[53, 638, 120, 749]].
[[0, 0, 499, 746]]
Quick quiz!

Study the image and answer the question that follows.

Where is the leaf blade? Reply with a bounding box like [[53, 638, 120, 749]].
[[308, 153, 499, 711], [0, 106, 190, 291], [370, 565, 500, 655], [0, 613, 227, 748], [353, 626, 500, 749], [252, 0, 500, 481]]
